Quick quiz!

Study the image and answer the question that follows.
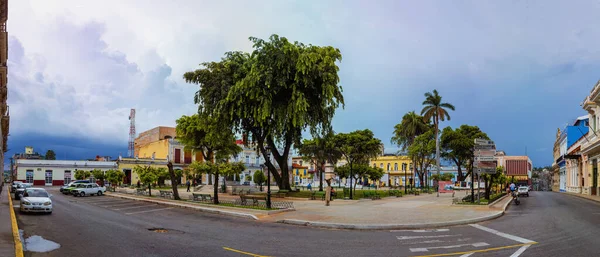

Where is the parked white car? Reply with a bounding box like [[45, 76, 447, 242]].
[[71, 183, 106, 197], [20, 188, 53, 214]]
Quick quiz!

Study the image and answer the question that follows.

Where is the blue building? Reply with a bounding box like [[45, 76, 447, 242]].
[[556, 115, 589, 192]]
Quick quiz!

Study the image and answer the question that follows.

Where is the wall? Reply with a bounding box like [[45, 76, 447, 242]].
[[117, 159, 169, 186], [134, 127, 176, 156], [137, 139, 170, 159], [16, 160, 117, 186], [567, 124, 589, 149]]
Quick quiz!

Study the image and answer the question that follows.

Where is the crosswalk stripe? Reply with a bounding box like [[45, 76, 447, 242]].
[[397, 235, 459, 240], [410, 242, 490, 252]]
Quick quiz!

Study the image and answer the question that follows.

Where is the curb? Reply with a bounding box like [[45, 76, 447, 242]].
[[562, 192, 600, 204], [106, 193, 259, 220], [7, 189, 24, 257], [278, 211, 504, 230], [278, 195, 514, 231]]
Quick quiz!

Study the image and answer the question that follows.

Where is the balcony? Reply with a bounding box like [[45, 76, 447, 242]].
[[581, 132, 600, 154]]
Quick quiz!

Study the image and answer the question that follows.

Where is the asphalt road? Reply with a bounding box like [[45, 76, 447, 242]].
[[13, 188, 600, 257]]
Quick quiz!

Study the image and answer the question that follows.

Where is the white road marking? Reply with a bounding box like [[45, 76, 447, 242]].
[[469, 224, 535, 244], [510, 245, 531, 257], [411, 229, 450, 233], [459, 253, 474, 257], [125, 207, 173, 215], [410, 242, 489, 252], [113, 204, 156, 211], [400, 238, 472, 245], [397, 235, 459, 240], [99, 202, 138, 207], [390, 229, 450, 233]]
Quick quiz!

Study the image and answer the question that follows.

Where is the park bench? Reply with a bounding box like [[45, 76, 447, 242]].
[[191, 193, 212, 202], [310, 191, 326, 200], [275, 190, 289, 198], [240, 195, 266, 206], [158, 190, 173, 199], [135, 188, 147, 196]]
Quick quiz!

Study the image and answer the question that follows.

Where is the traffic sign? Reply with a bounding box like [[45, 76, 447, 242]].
[[475, 156, 496, 162], [474, 144, 496, 150], [476, 168, 497, 174], [474, 139, 494, 145]]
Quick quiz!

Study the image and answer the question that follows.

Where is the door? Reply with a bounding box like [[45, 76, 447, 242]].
[[26, 170, 34, 183], [64, 171, 72, 185], [174, 149, 181, 163], [593, 159, 598, 195], [45, 170, 53, 186]]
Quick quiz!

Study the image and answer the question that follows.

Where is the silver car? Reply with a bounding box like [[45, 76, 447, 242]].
[[14, 183, 33, 200], [20, 188, 53, 214]]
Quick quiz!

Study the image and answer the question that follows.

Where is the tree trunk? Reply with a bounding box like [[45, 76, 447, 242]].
[[435, 116, 440, 197], [319, 164, 324, 191], [213, 170, 219, 204], [325, 178, 332, 206], [148, 184, 152, 197], [167, 162, 181, 200]]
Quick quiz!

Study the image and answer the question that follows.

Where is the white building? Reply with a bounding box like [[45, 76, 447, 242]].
[[15, 159, 117, 186]]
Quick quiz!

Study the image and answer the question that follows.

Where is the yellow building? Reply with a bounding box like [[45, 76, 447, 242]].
[[370, 155, 413, 187], [134, 126, 210, 184], [116, 157, 169, 185], [291, 163, 312, 185]]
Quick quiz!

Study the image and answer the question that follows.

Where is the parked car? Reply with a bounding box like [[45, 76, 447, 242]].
[[11, 181, 23, 193], [72, 183, 106, 197], [14, 183, 34, 200], [59, 180, 90, 193], [242, 181, 251, 186], [20, 188, 53, 214], [62, 183, 87, 195], [518, 186, 529, 197]]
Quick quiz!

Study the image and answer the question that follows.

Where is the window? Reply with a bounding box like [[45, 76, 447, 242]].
[[409, 164, 413, 170], [380, 163, 383, 169], [246, 155, 250, 164], [256, 156, 260, 165], [304, 169, 307, 176], [45, 170, 53, 185], [64, 170, 72, 184], [387, 163, 390, 171], [26, 170, 34, 183], [594, 115, 597, 131], [174, 149, 181, 163], [402, 163, 407, 171], [296, 170, 299, 175], [300, 161, 303, 166]]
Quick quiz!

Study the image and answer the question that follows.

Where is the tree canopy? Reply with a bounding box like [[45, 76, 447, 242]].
[[333, 129, 382, 198], [334, 164, 384, 190], [391, 111, 430, 151], [184, 34, 344, 190], [74, 170, 90, 180], [297, 132, 341, 191], [440, 125, 489, 181], [105, 169, 125, 189], [408, 129, 436, 187]]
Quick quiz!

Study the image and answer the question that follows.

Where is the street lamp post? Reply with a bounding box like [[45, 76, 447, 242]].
[[265, 146, 272, 209]]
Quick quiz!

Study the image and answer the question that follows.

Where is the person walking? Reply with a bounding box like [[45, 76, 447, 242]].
[[186, 180, 191, 192]]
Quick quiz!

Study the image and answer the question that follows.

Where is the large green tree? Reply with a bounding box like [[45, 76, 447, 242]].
[[297, 132, 342, 191], [407, 129, 436, 188], [440, 125, 490, 182], [333, 129, 382, 199], [421, 89, 455, 197], [176, 114, 242, 204], [91, 169, 106, 186], [391, 111, 430, 192], [134, 165, 160, 196], [184, 35, 344, 191], [105, 169, 125, 190]]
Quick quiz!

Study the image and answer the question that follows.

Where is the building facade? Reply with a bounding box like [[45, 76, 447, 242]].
[[0, 0, 9, 170], [370, 155, 413, 187], [14, 159, 117, 186], [116, 157, 169, 186], [580, 81, 600, 196], [551, 128, 562, 192], [495, 151, 533, 186]]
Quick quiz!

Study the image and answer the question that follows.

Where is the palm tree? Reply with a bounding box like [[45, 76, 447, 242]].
[[391, 111, 429, 194], [421, 89, 455, 197]]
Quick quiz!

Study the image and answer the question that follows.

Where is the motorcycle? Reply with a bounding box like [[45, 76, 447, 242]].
[[512, 190, 520, 205]]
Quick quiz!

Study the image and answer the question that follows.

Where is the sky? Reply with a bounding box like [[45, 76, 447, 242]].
[[6, 0, 600, 167]]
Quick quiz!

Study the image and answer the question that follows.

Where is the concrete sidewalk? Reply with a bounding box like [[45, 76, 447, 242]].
[[268, 193, 511, 229], [564, 191, 600, 203], [108, 189, 511, 230], [0, 184, 16, 256]]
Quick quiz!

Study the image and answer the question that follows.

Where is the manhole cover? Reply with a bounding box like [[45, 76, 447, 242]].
[[148, 228, 168, 233]]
